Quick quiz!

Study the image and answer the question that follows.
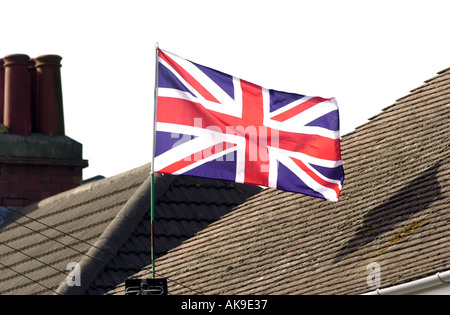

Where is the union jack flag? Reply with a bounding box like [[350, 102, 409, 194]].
[[154, 49, 344, 201]]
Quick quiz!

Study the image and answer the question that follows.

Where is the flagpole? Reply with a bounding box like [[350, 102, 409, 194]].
[[150, 42, 159, 279]]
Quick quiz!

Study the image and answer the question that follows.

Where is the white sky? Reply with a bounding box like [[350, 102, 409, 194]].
[[1, 0, 450, 180]]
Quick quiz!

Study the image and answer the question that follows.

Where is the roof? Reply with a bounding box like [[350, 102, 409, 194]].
[[109, 67, 450, 295], [0, 163, 261, 295]]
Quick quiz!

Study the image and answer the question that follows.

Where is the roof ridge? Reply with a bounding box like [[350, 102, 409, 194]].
[[344, 66, 450, 139], [34, 163, 152, 209], [437, 67, 450, 75]]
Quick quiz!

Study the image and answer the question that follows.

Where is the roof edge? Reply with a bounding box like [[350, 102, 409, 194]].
[[54, 172, 176, 295], [344, 66, 450, 138], [363, 270, 450, 295], [36, 163, 151, 209]]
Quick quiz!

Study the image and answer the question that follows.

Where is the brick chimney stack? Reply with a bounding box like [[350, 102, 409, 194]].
[[0, 54, 88, 207]]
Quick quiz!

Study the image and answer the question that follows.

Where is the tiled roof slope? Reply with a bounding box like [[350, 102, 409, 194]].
[[0, 164, 261, 295], [110, 67, 450, 295], [0, 165, 148, 295], [86, 173, 261, 295]]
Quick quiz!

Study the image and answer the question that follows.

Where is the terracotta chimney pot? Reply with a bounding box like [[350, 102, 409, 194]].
[[0, 58, 4, 124], [3, 54, 32, 136], [35, 54, 65, 136], [29, 58, 38, 133]]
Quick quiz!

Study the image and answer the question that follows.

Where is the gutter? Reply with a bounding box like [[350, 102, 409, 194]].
[[364, 270, 450, 295]]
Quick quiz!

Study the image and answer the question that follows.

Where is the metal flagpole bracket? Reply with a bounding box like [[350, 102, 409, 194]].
[[125, 278, 168, 295]]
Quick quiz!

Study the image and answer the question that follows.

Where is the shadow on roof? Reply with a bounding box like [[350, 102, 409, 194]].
[[334, 161, 443, 263]]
